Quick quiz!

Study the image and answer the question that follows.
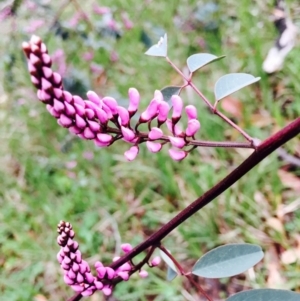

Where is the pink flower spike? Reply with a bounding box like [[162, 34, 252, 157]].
[[102, 286, 112, 296], [185, 105, 198, 120], [121, 243, 133, 253], [117, 106, 130, 126], [148, 127, 163, 140], [140, 99, 159, 122], [118, 271, 129, 281], [171, 95, 183, 123], [139, 270, 148, 278], [169, 136, 186, 148], [128, 87, 140, 114], [121, 126, 135, 142], [87, 91, 101, 106], [168, 149, 187, 161], [124, 146, 139, 161], [102, 96, 118, 115], [186, 119, 201, 137], [157, 101, 170, 125], [106, 267, 115, 279], [146, 141, 162, 153], [151, 256, 161, 266]]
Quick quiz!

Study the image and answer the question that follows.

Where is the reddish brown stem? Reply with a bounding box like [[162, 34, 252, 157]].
[[69, 117, 300, 301]]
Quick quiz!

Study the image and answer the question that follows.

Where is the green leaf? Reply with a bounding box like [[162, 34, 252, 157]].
[[159, 249, 178, 281], [160, 86, 181, 103], [226, 289, 300, 301], [214, 73, 260, 102], [192, 243, 264, 278], [166, 266, 178, 281], [145, 33, 167, 57], [187, 53, 225, 73]]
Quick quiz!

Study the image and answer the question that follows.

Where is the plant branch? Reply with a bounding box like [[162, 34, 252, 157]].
[[69, 117, 300, 301]]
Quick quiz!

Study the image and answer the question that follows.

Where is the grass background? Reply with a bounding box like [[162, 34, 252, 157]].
[[0, 0, 300, 300]]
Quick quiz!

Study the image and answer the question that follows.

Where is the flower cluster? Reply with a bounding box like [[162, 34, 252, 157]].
[[57, 221, 160, 296], [22, 36, 201, 161]]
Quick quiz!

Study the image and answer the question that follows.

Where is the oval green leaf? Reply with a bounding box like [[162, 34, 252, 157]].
[[227, 289, 300, 301], [145, 33, 167, 57], [192, 243, 264, 278], [214, 73, 260, 102], [159, 249, 178, 281], [187, 53, 225, 73], [160, 86, 181, 103]]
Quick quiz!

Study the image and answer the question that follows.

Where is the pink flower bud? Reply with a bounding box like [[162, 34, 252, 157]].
[[128, 88, 140, 114], [102, 103, 113, 119], [96, 267, 106, 279], [169, 136, 186, 148], [68, 269, 76, 280], [31, 76, 39, 86], [37, 89, 51, 102], [151, 256, 161, 266], [106, 267, 115, 279], [87, 120, 100, 132], [124, 146, 139, 161], [63, 91, 73, 104], [42, 66, 53, 79], [171, 95, 183, 122], [41, 53, 51, 66], [103, 96, 118, 115], [168, 149, 187, 161], [102, 286, 112, 296], [95, 261, 103, 268], [85, 272, 94, 284], [65, 102, 76, 117], [146, 141, 162, 153], [30, 53, 40, 66], [185, 119, 200, 137], [83, 127, 96, 139], [64, 275, 74, 285], [85, 108, 95, 119], [121, 126, 135, 141], [53, 99, 64, 112], [69, 126, 82, 135], [57, 252, 63, 263], [117, 106, 130, 126], [41, 78, 52, 91], [53, 72, 62, 86], [95, 108, 108, 124], [166, 119, 184, 136], [59, 114, 73, 128], [53, 88, 63, 99], [120, 262, 131, 271], [76, 273, 84, 283], [94, 139, 110, 148], [96, 134, 112, 144], [81, 289, 94, 296], [75, 115, 87, 129], [30, 35, 41, 45], [121, 243, 133, 253], [72, 262, 79, 272], [148, 127, 163, 140], [139, 270, 148, 278], [87, 91, 101, 106], [118, 271, 129, 281], [140, 99, 159, 122], [94, 281, 103, 290], [71, 285, 84, 292], [157, 101, 170, 125], [185, 105, 198, 120]]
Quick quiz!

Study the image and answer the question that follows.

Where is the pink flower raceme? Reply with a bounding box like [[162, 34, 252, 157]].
[[57, 221, 161, 296], [22, 35, 202, 162]]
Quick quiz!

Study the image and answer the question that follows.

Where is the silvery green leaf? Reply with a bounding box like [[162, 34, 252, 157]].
[[187, 53, 225, 73], [214, 73, 260, 102], [145, 34, 167, 57], [160, 86, 181, 103], [160, 249, 178, 281], [192, 243, 264, 278]]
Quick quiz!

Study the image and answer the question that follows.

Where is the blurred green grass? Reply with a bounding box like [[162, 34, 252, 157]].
[[0, 0, 300, 300]]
